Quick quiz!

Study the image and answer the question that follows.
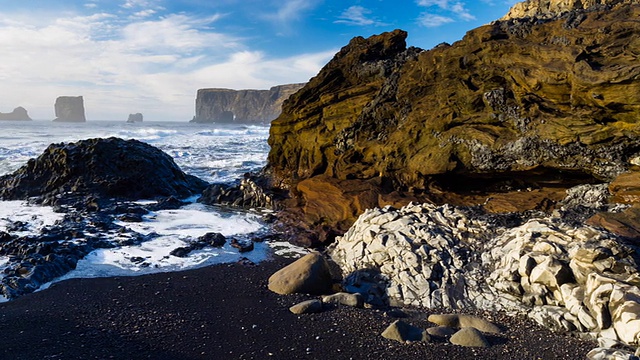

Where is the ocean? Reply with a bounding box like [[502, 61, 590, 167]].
[[0, 120, 305, 300]]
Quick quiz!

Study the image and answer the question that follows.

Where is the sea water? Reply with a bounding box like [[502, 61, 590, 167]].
[[0, 120, 305, 297]]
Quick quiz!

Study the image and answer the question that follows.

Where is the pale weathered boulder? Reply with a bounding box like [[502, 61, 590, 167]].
[[381, 320, 429, 343], [427, 314, 501, 334], [587, 347, 638, 360], [529, 256, 573, 290], [450, 327, 490, 348], [268, 253, 333, 295], [321, 292, 363, 308], [609, 284, 640, 345], [289, 299, 323, 314]]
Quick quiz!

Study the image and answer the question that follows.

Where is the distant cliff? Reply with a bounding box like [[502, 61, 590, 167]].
[[191, 83, 306, 124], [53, 96, 86, 122], [0, 107, 31, 121]]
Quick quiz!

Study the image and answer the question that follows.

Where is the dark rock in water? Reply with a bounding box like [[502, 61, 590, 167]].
[[198, 172, 281, 210], [198, 232, 226, 247], [0, 106, 31, 121], [230, 238, 254, 253], [169, 232, 227, 258], [127, 113, 143, 123], [169, 247, 191, 258], [53, 96, 86, 122], [148, 196, 189, 211], [0, 137, 208, 206]]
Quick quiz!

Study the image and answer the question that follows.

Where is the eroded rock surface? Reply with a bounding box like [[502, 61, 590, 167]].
[[329, 196, 640, 347], [266, 3, 640, 243]]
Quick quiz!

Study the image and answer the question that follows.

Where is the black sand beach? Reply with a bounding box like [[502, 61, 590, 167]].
[[0, 256, 596, 360]]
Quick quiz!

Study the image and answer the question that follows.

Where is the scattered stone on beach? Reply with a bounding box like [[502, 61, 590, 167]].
[[289, 299, 323, 315], [426, 326, 457, 338], [381, 320, 430, 343], [267, 252, 333, 295], [428, 314, 501, 334], [450, 327, 490, 348], [321, 292, 363, 308]]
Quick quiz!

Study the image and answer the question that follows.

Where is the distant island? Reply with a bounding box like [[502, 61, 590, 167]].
[[0, 107, 31, 121], [53, 96, 86, 122], [127, 113, 143, 123], [190, 83, 306, 124]]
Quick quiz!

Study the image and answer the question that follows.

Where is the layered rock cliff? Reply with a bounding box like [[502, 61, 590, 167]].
[[192, 83, 305, 124], [266, 2, 640, 244], [0, 107, 31, 121], [502, 0, 639, 20], [53, 96, 86, 122]]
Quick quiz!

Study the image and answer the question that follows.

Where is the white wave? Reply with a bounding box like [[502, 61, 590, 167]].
[[117, 202, 263, 237], [0, 201, 64, 236]]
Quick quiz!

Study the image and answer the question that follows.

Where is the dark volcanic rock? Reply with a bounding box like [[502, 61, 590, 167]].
[[53, 96, 86, 122], [0, 137, 208, 206], [266, 4, 640, 243], [191, 83, 306, 124], [0, 106, 31, 121]]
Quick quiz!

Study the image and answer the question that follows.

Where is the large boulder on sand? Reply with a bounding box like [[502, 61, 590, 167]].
[[0, 137, 208, 206], [268, 253, 333, 295]]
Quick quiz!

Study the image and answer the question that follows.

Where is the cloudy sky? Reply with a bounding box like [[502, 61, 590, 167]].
[[0, 0, 520, 121]]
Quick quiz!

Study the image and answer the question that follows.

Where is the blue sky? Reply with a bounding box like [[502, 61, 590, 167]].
[[0, 0, 520, 121]]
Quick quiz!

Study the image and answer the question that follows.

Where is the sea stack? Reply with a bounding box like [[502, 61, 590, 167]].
[[127, 113, 143, 123], [53, 96, 86, 122], [0, 107, 31, 121]]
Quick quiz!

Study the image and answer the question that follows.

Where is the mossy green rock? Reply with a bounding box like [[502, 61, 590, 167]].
[[267, 4, 640, 243]]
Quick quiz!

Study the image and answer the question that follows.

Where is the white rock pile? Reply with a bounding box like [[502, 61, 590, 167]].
[[329, 200, 640, 348]]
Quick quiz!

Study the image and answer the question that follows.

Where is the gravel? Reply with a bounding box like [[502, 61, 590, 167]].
[[0, 256, 596, 360]]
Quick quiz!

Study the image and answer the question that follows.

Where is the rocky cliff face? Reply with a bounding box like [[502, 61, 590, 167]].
[[53, 96, 86, 122], [0, 107, 31, 121], [501, 0, 639, 20], [192, 83, 305, 124], [266, 3, 640, 244]]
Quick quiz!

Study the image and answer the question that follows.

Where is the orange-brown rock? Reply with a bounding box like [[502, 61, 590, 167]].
[[587, 204, 640, 238], [267, 4, 640, 244], [610, 171, 640, 204]]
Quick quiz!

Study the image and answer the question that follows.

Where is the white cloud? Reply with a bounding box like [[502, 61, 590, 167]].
[[416, 0, 476, 25], [266, 0, 317, 22], [417, 13, 455, 27], [0, 9, 330, 121], [334, 6, 387, 26]]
